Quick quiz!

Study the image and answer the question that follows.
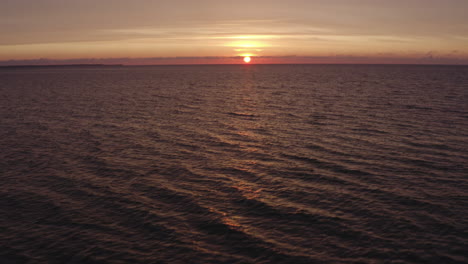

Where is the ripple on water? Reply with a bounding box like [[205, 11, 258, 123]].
[[1, 65, 467, 263]]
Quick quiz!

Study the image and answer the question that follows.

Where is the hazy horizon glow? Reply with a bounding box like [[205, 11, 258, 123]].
[[1, 0, 468, 65]]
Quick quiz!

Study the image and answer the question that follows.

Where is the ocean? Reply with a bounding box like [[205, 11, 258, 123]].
[[1, 64, 467, 263]]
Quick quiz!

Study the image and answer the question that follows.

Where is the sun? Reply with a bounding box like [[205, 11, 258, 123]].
[[243, 56, 251, 63]]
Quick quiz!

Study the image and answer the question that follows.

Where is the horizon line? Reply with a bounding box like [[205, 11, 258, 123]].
[[2, 62, 468, 67], [2, 54, 468, 67]]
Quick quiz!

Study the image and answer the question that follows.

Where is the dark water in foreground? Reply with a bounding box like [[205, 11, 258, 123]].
[[1, 65, 467, 263]]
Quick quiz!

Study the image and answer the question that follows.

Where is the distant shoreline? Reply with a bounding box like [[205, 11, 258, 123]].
[[0, 64, 124, 68], [0, 63, 467, 68]]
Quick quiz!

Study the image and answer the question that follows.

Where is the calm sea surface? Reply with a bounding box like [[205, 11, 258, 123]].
[[1, 65, 467, 263]]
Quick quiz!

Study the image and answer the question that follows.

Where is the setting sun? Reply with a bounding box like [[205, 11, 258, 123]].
[[243, 56, 251, 63]]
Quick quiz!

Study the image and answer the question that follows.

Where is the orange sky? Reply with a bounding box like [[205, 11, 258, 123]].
[[1, 0, 468, 65]]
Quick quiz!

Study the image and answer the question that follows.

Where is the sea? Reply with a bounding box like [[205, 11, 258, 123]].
[[1, 64, 467, 264]]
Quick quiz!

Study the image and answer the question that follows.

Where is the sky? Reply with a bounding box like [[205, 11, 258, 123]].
[[1, 0, 468, 65]]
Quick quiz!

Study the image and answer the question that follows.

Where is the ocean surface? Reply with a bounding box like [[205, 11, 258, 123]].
[[1, 64, 467, 264]]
